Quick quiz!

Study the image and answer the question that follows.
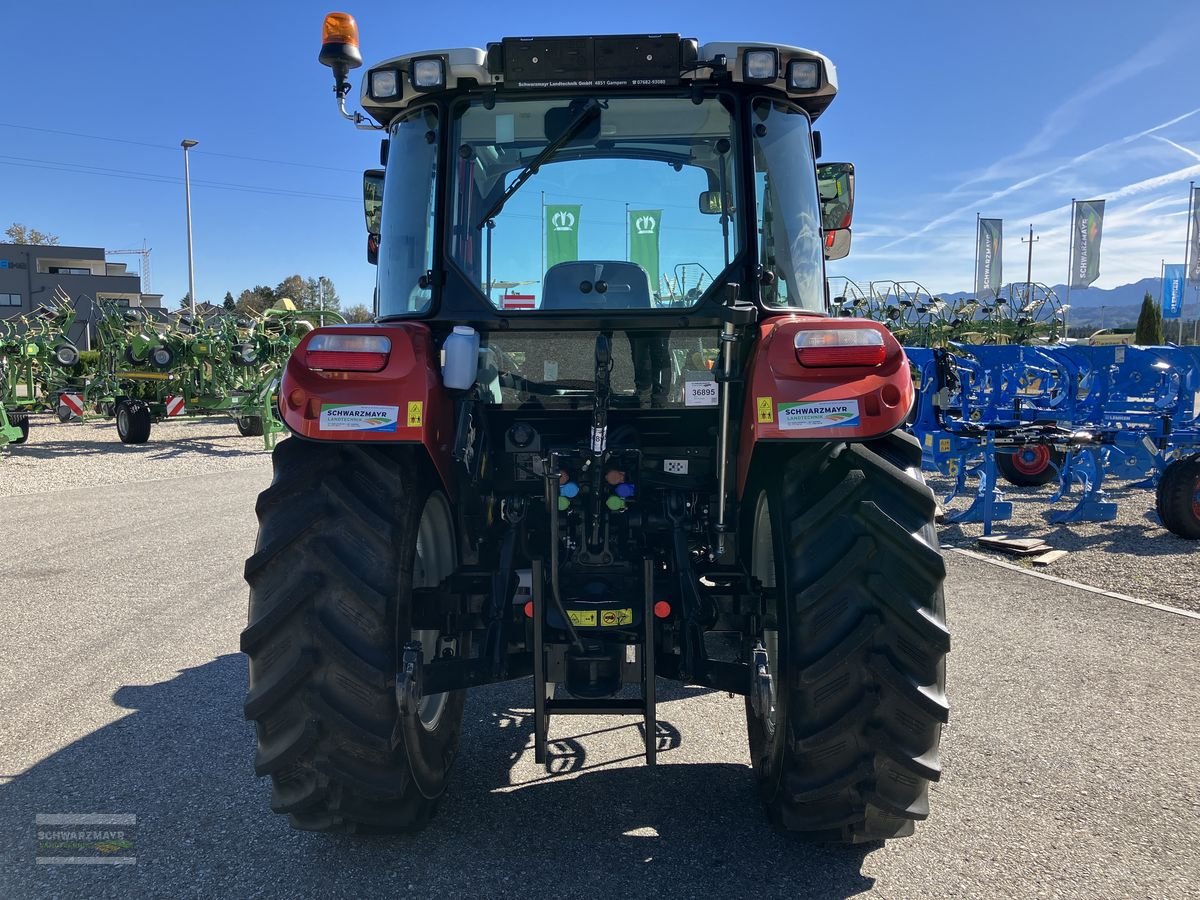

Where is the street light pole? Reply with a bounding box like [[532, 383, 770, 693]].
[[181, 139, 199, 319]]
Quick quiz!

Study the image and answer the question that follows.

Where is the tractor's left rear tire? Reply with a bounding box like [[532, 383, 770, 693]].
[[743, 431, 949, 843], [241, 438, 467, 833], [1156, 454, 1200, 539]]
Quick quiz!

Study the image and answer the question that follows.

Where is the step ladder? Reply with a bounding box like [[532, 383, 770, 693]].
[[530, 557, 657, 768]]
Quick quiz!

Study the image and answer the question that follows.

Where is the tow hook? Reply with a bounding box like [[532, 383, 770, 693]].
[[750, 642, 772, 718], [396, 640, 424, 715]]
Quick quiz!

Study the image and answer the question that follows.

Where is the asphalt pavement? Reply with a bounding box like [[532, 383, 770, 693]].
[[0, 466, 1197, 899]]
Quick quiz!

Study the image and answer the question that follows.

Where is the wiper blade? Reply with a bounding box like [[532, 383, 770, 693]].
[[475, 98, 602, 229]]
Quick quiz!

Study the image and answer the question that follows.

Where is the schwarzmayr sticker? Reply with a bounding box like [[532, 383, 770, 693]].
[[318, 404, 399, 433], [778, 399, 860, 431]]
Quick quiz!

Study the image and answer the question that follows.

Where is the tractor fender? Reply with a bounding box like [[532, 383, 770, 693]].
[[736, 316, 913, 499], [277, 322, 458, 497]]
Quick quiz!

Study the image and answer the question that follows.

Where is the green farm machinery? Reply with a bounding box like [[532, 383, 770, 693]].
[[0, 288, 83, 448], [80, 300, 339, 446]]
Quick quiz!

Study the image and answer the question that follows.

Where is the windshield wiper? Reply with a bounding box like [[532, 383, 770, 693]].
[[475, 98, 602, 230]]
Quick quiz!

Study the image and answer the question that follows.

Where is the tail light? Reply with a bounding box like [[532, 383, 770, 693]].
[[304, 333, 391, 372], [795, 328, 886, 367]]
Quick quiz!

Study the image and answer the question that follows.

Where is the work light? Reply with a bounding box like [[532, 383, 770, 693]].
[[411, 57, 446, 92], [742, 48, 778, 83], [786, 59, 821, 91], [369, 69, 400, 100]]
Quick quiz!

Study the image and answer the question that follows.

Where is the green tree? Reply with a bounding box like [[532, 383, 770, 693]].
[[235, 285, 277, 315], [342, 303, 373, 323], [275, 274, 308, 306], [178, 292, 192, 310], [3, 223, 60, 245], [223, 291, 236, 311], [1134, 291, 1163, 345]]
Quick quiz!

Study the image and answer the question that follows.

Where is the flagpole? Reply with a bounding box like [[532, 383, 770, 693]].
[[1184, 182, 1195, 345], [625, 203, 630, 261], [540, 191, 545, 288], [1064, 199, 1075, 339], [973, 212, 980, 298]]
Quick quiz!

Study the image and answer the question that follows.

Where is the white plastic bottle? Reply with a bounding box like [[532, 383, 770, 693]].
[[442, 325, 480, 389]]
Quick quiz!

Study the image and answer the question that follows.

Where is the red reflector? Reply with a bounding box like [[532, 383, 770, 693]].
[[305, 350, 388, 372], [523, 600, 534, 618], [796, 345, 887, 367], [653, 600, 671, 619]]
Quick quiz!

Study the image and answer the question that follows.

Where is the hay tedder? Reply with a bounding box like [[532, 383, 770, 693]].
[[75, 300, 334, 446], [0, 288, 82, 448], [240, 14, 949, 842]]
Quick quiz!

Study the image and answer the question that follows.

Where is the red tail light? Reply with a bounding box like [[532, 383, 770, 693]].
[[795, 328, 886, 367], [304, 334, 390, 372]]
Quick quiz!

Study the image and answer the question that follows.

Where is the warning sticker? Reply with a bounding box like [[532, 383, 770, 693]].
[[777, 399, 860, 431], [939, 438, 951, 453], [600, 608, 634, 627], [319, 404, 399, 432], [756, 397, 774, 424], [684, 380, 718, 407], [407, 401, 423, 428], [924, 433, 933, 447], [566, 609, 597, 627]]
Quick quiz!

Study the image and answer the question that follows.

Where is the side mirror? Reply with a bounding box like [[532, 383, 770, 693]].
[[816, 162, 854, 231], [698, 191, 734, 215], [824, 228, 852, 261], [363, 169, 383, 264]]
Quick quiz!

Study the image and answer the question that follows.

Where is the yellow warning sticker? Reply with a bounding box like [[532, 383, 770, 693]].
[[756, 396, 774, 424], [566, 609, 597, 627], [924, 433, 933, 448], [939, 438, 951, 453], [407, 401, 423, 428], [600, 608, 633, 627]]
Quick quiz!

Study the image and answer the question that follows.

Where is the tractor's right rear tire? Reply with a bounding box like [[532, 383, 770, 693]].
[[241, 437, 467, 832], [1156, 454, 1200, 539], [996, 445, 1063, 487], [744, 431, 949, 843], [116, 400, 151, 444]]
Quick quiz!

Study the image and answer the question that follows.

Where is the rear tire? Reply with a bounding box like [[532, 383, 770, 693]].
[[116, 400, 151, 444], [996, 445, 1062, 487], [10, 412, 30, 444], [1156, 455, 1200, 539], [744, 431, 949, 842], [237, 415, 264, 437], [241, 438, 467, 832]]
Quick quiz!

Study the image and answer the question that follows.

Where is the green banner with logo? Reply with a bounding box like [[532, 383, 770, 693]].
[[545, 205, 581, 270], [629, 209, 662, 293], [1071, 199, 1105, 288]]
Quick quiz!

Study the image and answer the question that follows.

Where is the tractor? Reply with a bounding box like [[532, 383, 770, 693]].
[[242, 13, 949, 843]]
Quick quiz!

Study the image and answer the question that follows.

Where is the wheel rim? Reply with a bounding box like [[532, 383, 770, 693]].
[[413, 491, 456, 730], [1011, 444, 1051, 475], [117, 405, 129, 434], [1192, 475, 1200, 521], [750, 491, 779, 738]]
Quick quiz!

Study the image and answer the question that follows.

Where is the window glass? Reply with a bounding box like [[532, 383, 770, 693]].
[[377, 107, 439, 316]]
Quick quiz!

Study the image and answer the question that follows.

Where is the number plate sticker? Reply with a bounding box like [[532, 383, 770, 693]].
[[684, 380, 718, 407]]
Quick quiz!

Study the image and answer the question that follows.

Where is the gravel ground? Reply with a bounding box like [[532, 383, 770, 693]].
[[931, 472, 1200, 613], [0, 414, 274, 499]]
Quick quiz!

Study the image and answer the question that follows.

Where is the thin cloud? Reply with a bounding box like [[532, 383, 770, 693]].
[[1152, 135, 1200, 163]]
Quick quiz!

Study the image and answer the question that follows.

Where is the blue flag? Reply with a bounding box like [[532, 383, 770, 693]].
[[1162, 264, 1185, 319]]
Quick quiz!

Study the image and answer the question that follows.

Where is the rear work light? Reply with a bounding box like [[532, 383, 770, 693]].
[[794, 328, 887, 367], [305, 333, 391, 372]]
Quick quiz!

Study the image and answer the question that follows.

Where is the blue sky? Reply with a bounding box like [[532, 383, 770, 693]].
[[3, 1, 1199, 306]]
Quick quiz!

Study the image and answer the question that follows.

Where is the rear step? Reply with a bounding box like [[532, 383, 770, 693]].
[[530, 557, 657, 768]]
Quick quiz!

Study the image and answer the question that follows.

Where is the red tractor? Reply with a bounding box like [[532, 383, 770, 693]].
[[242, 13, 949, 842]]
